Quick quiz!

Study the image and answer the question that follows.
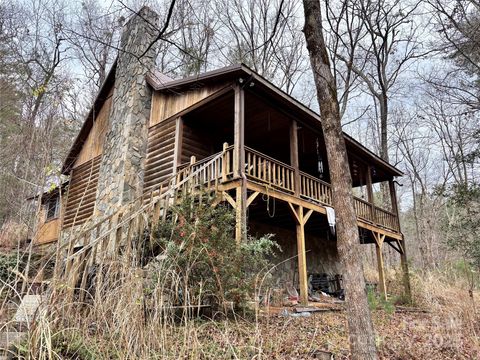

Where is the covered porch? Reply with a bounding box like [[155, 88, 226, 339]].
[[158, 78, 406, 304]]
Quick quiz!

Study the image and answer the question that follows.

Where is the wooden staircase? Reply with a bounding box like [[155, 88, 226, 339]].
[[53, 152, 225, 301]]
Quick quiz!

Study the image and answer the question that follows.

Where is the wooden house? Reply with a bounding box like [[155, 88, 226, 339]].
[[32, 7, 408, 304]]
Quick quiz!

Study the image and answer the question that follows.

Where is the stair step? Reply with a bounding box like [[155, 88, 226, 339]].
[[13, 295, 43, 323]]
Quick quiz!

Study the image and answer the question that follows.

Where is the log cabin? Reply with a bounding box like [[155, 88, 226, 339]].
[[32, 6, 410, 304]]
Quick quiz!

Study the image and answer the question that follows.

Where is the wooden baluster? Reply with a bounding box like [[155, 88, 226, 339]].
[[272, 163, 276, 185], [291, 170, 294, 192], [262, 158, 266, 182]]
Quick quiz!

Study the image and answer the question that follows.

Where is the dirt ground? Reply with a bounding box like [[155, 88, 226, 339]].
[[190, 307, 480, 359]]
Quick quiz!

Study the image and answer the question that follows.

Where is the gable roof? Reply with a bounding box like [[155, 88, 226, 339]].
[[62, 63, 175, 175], [61, 60, 117, 175], [146, 63, 403, 177], [62, 62, 402, 178]]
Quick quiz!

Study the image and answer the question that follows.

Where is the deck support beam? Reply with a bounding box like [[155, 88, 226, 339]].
[[288, 203, 313, 305], [290, 120, 300, 196], [373, 231, 387, 299], [235, 185, 247, 243], [389, 180, 412, 302], [233, 84, 246, 243]]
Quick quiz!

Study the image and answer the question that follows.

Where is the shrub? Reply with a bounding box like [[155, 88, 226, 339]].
[[0, 252, 24, 283], [147, 194, 280, 311]]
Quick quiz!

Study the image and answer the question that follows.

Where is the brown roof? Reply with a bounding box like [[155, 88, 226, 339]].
[[61, 60, 117, 175], [147, 64, 403, 177], [63, 62, 402, 178], [145, 69, 174, 89]]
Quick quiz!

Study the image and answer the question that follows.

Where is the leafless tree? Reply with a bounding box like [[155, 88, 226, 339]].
[[303, 1, 378, 358], [64, 0, 122, 94], [215, 0, 309, 95]]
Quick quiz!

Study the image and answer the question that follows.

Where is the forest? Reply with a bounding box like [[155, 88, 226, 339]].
[[0, 0, 479, 359]]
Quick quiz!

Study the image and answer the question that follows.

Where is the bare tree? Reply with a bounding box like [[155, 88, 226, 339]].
[[329, 0, 423, 163], [64, 0, 122, 94], [215, 0, 309, 95], [302, 1, 378, 358]]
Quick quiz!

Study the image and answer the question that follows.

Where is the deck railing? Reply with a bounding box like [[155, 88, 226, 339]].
[[374, 206, 399, 232], [245, 147, 295, 193], [353, 197, 374, 222], [299, 172, 332, 205], [176, 146, 400, 233]]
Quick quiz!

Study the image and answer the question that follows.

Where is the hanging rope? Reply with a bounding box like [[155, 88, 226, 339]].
[[262, 184, 276, 218]]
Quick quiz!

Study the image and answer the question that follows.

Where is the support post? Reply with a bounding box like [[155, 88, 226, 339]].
[[290, 120, 300, 196], [373, 232, 387, 299], [288, 203, 310, 305], [222, 142, 229, 182], [235, 185, 247, 243], [389, 179, 411, 301], [366, 165, 374, 221], [233, 85, 245, 178], [173, 117, 183, 173], [233, 84, 246, 243]]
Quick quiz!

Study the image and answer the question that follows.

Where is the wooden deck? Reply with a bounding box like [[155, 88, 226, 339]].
[[176, 145, 402, 240]]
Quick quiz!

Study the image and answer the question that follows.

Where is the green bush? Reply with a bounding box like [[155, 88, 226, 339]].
[[147, 195, 280, 310], [0, 252, 23, 283]]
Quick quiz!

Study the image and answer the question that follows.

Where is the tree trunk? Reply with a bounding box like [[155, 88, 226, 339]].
[[302, 1, 378, 359], [379, 93, 389, 162]]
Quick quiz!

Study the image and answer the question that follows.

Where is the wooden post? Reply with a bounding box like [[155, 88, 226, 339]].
[[173, 117, 183, 173], [389, 179, 399, 230], [233, 85, 245, 177], [366, 165, 374, 221], [235, 186, 247, 243], [290, 120, 300, 196], [373, 232, 387, 299], [389, 179, 411, 301], [222, 142, 229, 182], [233, 85, 246, 243], [288, 204, 312, 306], [296, 208, 308, 305]]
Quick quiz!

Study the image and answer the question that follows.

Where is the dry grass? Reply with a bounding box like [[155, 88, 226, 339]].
[[1, 262, 474, 359]]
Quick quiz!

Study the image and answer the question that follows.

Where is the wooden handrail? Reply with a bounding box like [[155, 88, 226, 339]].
[[299, 171, 331, 188], [299, 171, 332, 206], [57, 144, 401, 277], [244, 146, 295, 171], [244, 147, 295, 193], [60, 152, 225, 263]]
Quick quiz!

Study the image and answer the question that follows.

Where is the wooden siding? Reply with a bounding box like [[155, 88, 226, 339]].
[[181, 122, 212, 164], [63, 156, 101, 228], [143, 119, 176, 194], [74, 89, 113, 168], [150, 83, 230, 127], [34, 216, 60, 245]]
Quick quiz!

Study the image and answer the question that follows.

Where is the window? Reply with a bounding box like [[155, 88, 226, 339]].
[[45, 197, 59, 221]]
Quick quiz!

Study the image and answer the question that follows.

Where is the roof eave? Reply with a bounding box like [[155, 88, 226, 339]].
[[61, 59, 117, 175]]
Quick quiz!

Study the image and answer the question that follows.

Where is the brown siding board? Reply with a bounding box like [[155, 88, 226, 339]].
[[143, 121, 176, 195], [63, 156, 101, 228], [74, 90, 113, 168]]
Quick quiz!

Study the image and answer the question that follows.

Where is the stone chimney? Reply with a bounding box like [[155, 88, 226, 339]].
[[95, 6, 159, 216]]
